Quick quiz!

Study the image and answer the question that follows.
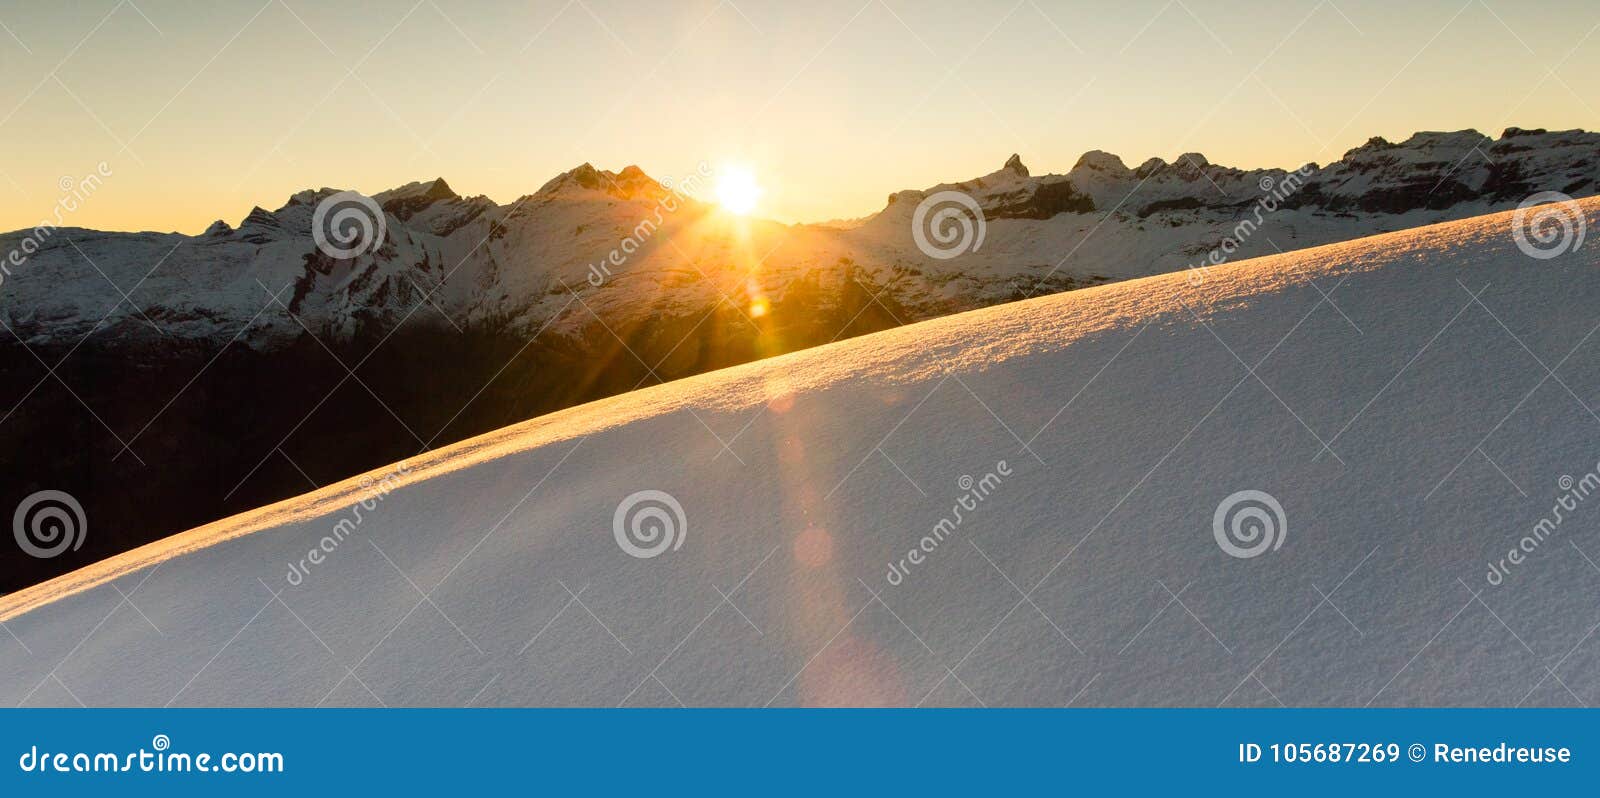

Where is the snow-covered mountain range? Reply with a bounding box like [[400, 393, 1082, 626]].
[[5, 198, 1597, 706], [0, 127, 1594, 592], [2, 127, 1595, 347]]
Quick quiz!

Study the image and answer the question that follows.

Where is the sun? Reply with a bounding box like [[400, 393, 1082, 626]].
[[714, 167, 762, 216]]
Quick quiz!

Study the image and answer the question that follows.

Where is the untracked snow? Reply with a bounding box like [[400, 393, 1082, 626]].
[[3, 200, 1600, 707]]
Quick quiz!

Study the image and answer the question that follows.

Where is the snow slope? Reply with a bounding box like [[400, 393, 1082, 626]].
[[3, 199, 1599, 707]]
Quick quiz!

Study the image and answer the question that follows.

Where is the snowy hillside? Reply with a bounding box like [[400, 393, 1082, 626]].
[[4, 198, 1597, 707], [8, 126, 1592, 597]]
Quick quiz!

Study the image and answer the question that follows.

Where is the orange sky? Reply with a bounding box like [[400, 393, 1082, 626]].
[[0, 0, 1596, 233]]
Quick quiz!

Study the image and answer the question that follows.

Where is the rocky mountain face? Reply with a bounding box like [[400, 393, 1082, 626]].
[[881, 127, 1597, 221], [1, 127, 1595, 591]]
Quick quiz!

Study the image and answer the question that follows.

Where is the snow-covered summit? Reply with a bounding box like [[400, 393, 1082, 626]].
[[532, 163, 676, 204], [374, 177, 458, 206]]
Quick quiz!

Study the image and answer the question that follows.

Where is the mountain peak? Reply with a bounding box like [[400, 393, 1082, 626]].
[[1134, 157, 1167, 177], [536, 162, 667, 203], [390, 176, 456, 197], [535, 163, 604, 197], [377, 177, 458, 203], [1072, 150, 1129, 173], [1003, 153, 1028, 177], [235, 206, 286, 244], [240, 206, 279, 226]]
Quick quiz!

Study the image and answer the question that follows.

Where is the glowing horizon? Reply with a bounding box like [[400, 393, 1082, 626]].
[[0, 0, 1596, 235]]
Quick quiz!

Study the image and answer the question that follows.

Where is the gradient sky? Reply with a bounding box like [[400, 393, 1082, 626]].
[[0, 0, 1596, 233]]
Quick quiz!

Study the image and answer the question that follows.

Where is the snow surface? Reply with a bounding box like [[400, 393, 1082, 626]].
[[3, 200, 1600, 707]]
